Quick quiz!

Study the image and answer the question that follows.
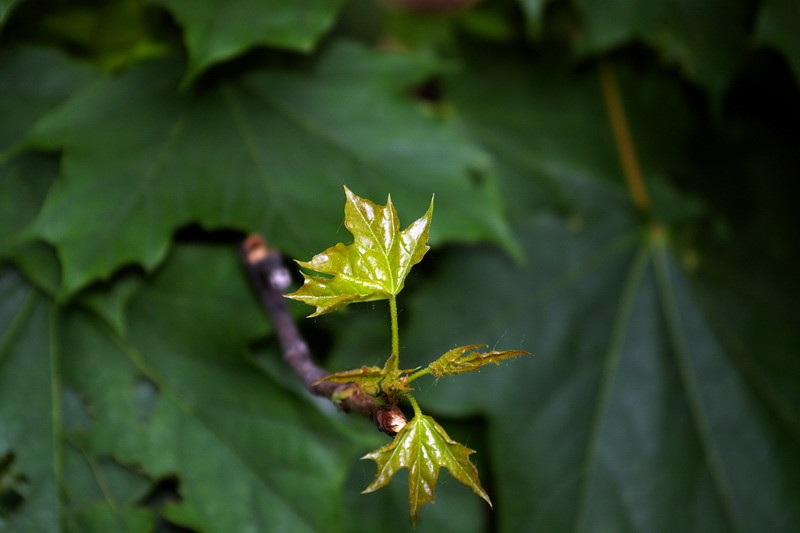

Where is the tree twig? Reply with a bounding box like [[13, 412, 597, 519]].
[[241, 235, 407, 436]]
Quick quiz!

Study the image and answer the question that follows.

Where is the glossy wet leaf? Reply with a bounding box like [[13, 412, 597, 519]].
[[362, 414, 490, 524], [427, 344, 530, 378], [318, 365, 386, 395], [342, 453, 486, 533], [286, 187, 433, 317], [152, 0, 346, 83], [26, 40, 512, 297]]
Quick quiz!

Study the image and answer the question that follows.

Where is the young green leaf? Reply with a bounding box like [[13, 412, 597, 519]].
[[428, 344, 531, 378], [286, 186, 434, 316], [362, 414, 491, 524], [317, 365, 385, 384], [316, 365, 385, 396], [318, 365, 416, 398]]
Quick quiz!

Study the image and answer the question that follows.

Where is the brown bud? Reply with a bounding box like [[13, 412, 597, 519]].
[[376, 407, 408, 436], [243, 234, 268, 263]]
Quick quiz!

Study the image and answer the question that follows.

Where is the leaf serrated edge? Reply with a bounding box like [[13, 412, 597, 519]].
[[360, 414, 492, 524], [285, 187, 434, 317], [428, 345, 532, 378]]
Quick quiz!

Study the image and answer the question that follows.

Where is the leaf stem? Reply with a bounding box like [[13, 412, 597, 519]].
[[405, 393, 423, 418], [387, 295, 400, 374], [406, 367, 431, 383], [598, 59, 651, 213]]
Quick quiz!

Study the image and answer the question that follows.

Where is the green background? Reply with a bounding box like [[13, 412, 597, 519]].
[[1, 0, 799, 531]]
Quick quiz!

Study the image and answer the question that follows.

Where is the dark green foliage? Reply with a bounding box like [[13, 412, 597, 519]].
[[1, 0, 798, 531]]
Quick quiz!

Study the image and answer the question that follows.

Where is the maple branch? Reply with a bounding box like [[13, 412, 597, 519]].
[[241, 234, 407, 436]]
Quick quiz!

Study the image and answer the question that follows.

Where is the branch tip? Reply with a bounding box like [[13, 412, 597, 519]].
[[243, 234, 269, 264], [241, 234, 406, 436]]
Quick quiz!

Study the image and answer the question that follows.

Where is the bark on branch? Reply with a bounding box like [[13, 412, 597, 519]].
[[241, 235, 406, 436]]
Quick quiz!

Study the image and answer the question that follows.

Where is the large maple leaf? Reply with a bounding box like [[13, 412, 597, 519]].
[[361, 414, 491, 524], [285, 186, 433, 317]]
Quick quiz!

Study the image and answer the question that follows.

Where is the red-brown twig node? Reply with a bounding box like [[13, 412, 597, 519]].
[[244, 234, 268, 263]]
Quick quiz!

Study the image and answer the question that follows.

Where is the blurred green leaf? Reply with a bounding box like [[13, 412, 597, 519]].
[[518, 0, 547, 36], [152, 0, 347, 83], [0, 153, 64, 302], [78, 272, 144, 337], [427, 45, 800, 527], [3, 2, 799, 532], [62, 243, 357, 532], [572, 0, 750, 97], [0, 47, 94, 155], [328, 46, 800, 532], [0, 269, 155, 533], [445, 45, 692, 222], [27, 40, 514, 297], [0, 269, 59, 533], [755, 0, 800, 84], [0, 0, 21, 26], [0, 155, 57, 260], [334, 201, 800, 533], [401, 216, 800, 532], [287, 187, 433, 316], [61, 444, 154, 533], [0, 243, 361, 532], [66, 504, 154, 533], [36, 0, 169, 71], [0, 47, 91, 293]]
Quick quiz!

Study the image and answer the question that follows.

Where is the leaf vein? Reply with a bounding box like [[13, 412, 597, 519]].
[[652, 244, 743, 533], [573, 243, 651, 533]]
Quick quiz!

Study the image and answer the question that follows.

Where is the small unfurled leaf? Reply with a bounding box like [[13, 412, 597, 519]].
[[319, 365, 417, 398], [428, 344, 531, 378], [317, 365, 385, 395], [319, 365, 385, 385], [361, 414, 491, 524], [286, 186, 434, 317]]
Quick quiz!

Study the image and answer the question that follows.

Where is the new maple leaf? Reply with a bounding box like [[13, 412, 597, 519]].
[[316, 365, 415, 398], [285, 186, 434, 317], [362, 414, 491, 524], [428, 344, 531, 378]]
